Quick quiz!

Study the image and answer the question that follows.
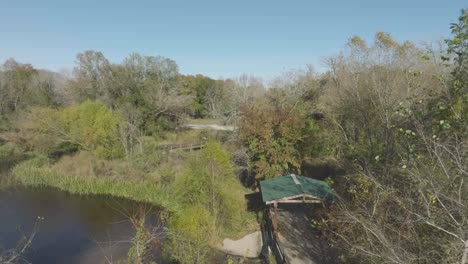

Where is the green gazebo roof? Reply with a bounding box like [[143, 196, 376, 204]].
[[259, 174, 334, 204]]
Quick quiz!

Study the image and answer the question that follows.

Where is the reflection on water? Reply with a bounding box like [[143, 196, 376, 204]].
[[0, 187, 160, 264]]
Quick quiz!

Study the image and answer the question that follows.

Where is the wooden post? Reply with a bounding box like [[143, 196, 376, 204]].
[[273, 202, 278, 234]]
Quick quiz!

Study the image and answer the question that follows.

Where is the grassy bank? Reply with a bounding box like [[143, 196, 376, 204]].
[[11, 156, 181, 213]]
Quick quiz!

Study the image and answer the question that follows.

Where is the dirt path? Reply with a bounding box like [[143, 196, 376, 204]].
[[216, 231, 262, 258]]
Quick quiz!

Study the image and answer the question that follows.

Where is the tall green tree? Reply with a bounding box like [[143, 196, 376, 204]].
[[0, 59, 37, 114], [70, 50, 112, 102], [179, 74, 228, 118]]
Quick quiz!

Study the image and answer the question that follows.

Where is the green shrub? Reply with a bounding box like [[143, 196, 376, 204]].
[[0, 142, 24, 159], [173, 141, 247, 235], [166, 206, 212, 264], [18, 101, 126, 159], [60, 100, 126, 158]]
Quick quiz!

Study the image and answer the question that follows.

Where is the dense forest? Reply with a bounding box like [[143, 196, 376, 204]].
[[0, 9, 466, 264]]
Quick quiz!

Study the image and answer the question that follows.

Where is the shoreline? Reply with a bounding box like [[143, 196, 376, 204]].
[[9, 158, 180, 213]]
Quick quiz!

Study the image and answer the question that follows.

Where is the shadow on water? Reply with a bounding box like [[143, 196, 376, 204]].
[[0, 184, 166, 264]]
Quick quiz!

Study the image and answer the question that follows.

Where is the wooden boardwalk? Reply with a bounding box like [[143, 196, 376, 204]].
[[155, 142, 205, 152]]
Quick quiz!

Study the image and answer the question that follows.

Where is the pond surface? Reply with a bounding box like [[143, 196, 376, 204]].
[[0, 187, 163, 264]]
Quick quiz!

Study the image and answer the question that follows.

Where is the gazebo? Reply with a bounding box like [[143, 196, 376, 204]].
[[258, 174, 335, 263], [259, 174, 334, 237], [259, 174, 334, 205]]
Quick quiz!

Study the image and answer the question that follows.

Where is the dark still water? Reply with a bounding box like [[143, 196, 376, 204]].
[[0, 187, 162, 264]]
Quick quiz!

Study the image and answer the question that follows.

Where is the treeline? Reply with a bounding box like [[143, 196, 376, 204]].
[[0, 59, 66, 114], [0, 51, 265, 123], [0, 51, 266, 160]]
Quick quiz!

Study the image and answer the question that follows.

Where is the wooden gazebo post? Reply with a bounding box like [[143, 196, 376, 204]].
[[273, 201, 278, 234]]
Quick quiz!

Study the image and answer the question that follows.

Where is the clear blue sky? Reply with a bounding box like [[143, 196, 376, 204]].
[[0, 0, 466, 80]]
